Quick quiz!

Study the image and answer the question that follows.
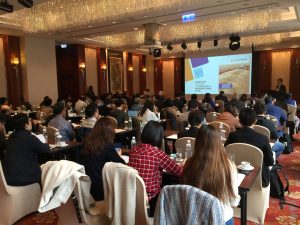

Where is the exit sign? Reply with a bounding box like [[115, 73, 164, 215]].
[[182, 14, 196, 23]]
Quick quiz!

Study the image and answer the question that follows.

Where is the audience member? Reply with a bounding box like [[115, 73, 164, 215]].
[[138, 100, 159, 124], [128, 121, 183, 217], [40, 96, 52, 107], [225, 107, 274, 187], [81, 104, 100, 128], [188, 94, 199, 111], [20, 97, 32, 111], [75, 95, 88, 113], [265, 95, 287, 129], [99, 98, 113, 116], [81, 117, 125, 201], [202, 93, 216, 110], [48, 102, 75, 142], [215, 104, 241, 132], [183, 125, 240, 224], [285, 92, 297, 107], [131, 97, 143, 111], [1, 113, 50, 186], [86, 85, 96, 100], [215, 91, 228, 104], [172, 92, 186, 112], [108, 99, 127, 127], [178, 110, 204, 138], [228, 94, 244, 112]]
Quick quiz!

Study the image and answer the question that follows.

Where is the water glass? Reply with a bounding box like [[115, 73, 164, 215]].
[[124, 121, 129, 129]]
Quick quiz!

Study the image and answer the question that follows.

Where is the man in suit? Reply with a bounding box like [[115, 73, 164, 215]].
[[178, 110, 204, 138], [108, 99, 127, 128], [275, 78, 286, 95], [225, 107, 274, 187]]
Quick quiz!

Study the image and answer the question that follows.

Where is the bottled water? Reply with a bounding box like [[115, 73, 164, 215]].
[[185, 140, 192, 158], [42, 126, 48, 142], [131, 136, 136, 149], [128, 117, 132, 130]]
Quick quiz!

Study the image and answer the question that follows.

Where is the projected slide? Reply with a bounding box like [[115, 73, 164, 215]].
[[185, 53, 252, 94]]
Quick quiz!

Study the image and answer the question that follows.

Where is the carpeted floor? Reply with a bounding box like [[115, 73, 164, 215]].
[[15, 142, 300, 225]]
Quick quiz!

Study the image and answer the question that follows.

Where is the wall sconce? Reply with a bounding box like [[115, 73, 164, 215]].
[[11, 57, 20, 78], [79, 62, 86, 79], [101, 64, 107, 79], [142, 67, 147, 72], [128, 66, 133, 71]]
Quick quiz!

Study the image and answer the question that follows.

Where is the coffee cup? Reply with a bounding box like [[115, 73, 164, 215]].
[[58, 141, 66, 147], [241, 161, 251, 169]]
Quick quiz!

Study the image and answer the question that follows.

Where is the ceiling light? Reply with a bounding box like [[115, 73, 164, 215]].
[[181, 42, 187, 50], [18, 0, 33, 8], [0, 0, 13, 13], [229, 34, 241, 50], [133, 27, 138, 31], [197, 40, 202, 48], [214, 39, 218, 47], [153, 49, 161, 57], [112, 21, 117, 24], [167, 43, 173, 51]]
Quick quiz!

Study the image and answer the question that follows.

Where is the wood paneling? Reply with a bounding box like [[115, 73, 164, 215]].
[[290, 48, 300, 102], [154, 59, 163, 95], [56, 44, 86, 101], [126, 52, 133, 96], [252, 51, 272, 96], [139, 55, 147, 93], [174, 58, 184, 95], [97, 48, 107, 95], [3, 35, 22, 107]]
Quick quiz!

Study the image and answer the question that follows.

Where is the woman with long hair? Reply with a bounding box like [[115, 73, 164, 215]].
[[138, 100, 159, 123], [183, 125, 240, 225], [81, 117, 125, 201], [128, 121, 183, 217]]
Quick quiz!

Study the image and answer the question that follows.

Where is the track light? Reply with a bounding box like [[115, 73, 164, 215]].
[[0, 0, 13, 13], [229, 34, 241, 51], [213, 39, 218, 47], [153, 49, 161, 57], [197, 41, 202, 48], [18, 0, 33, 8], [181, 42, 187, 50], [167, 43, 173, 51]]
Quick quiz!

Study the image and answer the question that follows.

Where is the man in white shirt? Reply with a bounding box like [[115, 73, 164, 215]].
[[81, 104, 100, 128], [75, 96, 88, 113]]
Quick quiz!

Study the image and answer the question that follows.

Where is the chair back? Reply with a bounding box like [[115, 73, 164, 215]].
[[46, 126, 58, 144], [175, 137, 195, 157], [287, 104, 297, 121], [253, 125, 270, 141], [106, 116, 118, 128], [206, 112, 219, 123], [215, 100, 224, 113], [153, 185, 224, 225], [209, 121, 230, 138]]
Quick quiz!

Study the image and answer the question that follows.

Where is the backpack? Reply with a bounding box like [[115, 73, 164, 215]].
[[279, 133, 293, 154], [270, 164, 289, 209]]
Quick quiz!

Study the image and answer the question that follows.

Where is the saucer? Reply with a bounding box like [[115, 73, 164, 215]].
[[237, 165, 254, 171], [56, 143, 68, 147], [176, 158, 184, 162]]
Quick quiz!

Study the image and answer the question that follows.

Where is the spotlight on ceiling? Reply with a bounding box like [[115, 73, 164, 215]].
[[0, 0, 13, 13], [213, 39, 218, 47], [181, 42, 187, 50], [167, 43, 173, 51], [153, 49, 161, 57], [18, 0, 33, 8], [197, 40, 202, 48], [229, 34, 241, 51]]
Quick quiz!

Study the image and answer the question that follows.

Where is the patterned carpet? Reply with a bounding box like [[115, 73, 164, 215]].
[[15, 142, 300, 225], [235, 141, 300, 225]]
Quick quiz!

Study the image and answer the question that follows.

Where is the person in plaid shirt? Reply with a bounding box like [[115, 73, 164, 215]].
[[128, 121, 183, 217]]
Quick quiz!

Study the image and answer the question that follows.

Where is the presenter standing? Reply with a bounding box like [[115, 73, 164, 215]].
[[275, 78, 286, 95]]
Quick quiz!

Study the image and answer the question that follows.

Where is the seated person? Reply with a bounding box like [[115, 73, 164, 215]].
[[183, 125, 239, 225], [0, 113, 6, 160], [128, 121, 183, 217], [1, 113, 50, 186], [178, 110, 204, 138], [81, 117, 125, 201], [40, 96, 53, 116], [215, 104, 241, 132], [81, 104, 100, 129], [48, 102, 75, 142], [225, 108, 274, 187], [131, 97, 143, 111], [138, 100, 159, 124], [99, 98, 113, 116], [215, 91, 228, 104], [1, 104, 14, 132], [75, 95, 88, 114], [254, 100, 285, 158], [108, 99, 127, 128], [202, 93, 216, 111]]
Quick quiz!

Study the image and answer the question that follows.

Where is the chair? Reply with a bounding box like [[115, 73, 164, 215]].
[[206, 112, 219, 123], [46, 126, 58, 144], [225, 143, 270, 224], [253, 125, 270, 141], [287, 104, 297, 134], [102, 162, 153, 225], [209, 121, 230, 139], [0, 161, 41, 225], [106, 116, 118, 128], [175, 137, 195, 157], [153, 185, 224, 225], [215, 100, 225, 113]]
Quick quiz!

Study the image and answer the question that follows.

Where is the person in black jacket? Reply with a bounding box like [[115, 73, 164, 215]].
[[224, 107, 274, 187], [178, 110, 204, 138], [80, 117, 125, 201], [1, 113, 50, 186]]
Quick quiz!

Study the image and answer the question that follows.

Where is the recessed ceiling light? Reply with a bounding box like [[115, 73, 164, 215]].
[[112, 21, 117, 24], [144, 15, 148, 18], [88, 25, 93, 28], [163, 23, 167, 26], [133, 27, 138, 31]]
